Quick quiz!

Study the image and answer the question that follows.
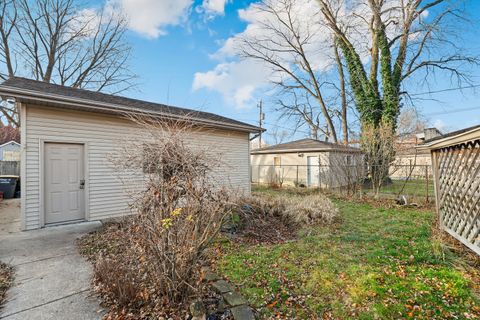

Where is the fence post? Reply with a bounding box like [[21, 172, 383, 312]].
[[296, 165, 299, 187], [426, 165, 429, 203], [318, 162, 321, 189]]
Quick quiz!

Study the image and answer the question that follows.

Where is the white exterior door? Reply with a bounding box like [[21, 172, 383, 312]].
[[44, 143, 85, 224], [307, 156, 320, 187]]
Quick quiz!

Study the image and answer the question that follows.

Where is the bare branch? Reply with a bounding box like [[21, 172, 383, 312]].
[[0, 0, 136, 126]]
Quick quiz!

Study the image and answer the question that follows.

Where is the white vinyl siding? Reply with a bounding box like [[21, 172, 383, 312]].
[[23, 104, 250, 230]]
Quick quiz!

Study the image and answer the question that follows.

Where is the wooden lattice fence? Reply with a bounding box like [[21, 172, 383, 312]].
[[433, 139, 480, 255]]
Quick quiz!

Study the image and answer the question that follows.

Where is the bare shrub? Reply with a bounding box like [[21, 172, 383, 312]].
[[361, 123, 396, 196], [0, 262, 13, 309], [112, 115, 233, 305], [94, 258, 141, 308], [328, 151, 365, 196], [283, 194, 338, 225]]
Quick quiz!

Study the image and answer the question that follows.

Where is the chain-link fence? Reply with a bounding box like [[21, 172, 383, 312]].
[[251, 163, 434, 203]]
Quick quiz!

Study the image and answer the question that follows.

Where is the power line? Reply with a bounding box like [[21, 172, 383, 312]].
[[238, 83, 480, 133], [425, 105, 480, 116], [409, 84, 480, 96]]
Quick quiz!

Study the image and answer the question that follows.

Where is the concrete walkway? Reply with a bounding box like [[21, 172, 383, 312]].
[[0, 199, 21, 235], [0, 222, 105, 319]]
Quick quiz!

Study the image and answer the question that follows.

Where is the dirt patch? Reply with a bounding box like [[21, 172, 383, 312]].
[[0, 262, 13, 310]]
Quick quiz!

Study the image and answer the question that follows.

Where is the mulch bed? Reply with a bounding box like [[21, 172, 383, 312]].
[[0, 262, 13, 310], [225, 212, 297, 246], [78, 220, 233, 320], [222, 198, 299, 245]]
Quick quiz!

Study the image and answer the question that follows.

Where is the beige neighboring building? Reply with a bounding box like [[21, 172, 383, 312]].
[[392, 128, 442, 178], [251, 138, 363, 188], [0, 77, 261, 230]]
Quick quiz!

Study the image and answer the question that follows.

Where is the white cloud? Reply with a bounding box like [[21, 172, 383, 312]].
[[67, 8, 102, 39], [193, 0, 421, 109], [193, 60, 271, 108], [202, 0, 228, 15], [193, 0, 334, 109], [433, 119, 448, 132], [106, 0, 193, 38]]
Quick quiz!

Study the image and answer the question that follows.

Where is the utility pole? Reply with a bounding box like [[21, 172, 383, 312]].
[[258, 100, 264, 147]]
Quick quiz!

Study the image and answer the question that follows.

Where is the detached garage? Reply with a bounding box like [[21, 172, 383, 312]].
[[0, 77, 261, 230]]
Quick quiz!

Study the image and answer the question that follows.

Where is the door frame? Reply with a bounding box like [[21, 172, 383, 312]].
[[39, 139, 89, 227]]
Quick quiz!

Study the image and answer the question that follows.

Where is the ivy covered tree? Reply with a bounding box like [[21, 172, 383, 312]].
[[316, 0, 479, 188], [318, 0, 477, 127]]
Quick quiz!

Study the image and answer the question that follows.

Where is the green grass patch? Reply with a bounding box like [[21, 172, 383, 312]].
[[216, 190, 480, 319], [368, 179, 435, 198]]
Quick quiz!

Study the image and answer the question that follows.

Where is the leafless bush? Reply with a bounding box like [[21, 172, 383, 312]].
[[328, 151, 365, 195], [94, 258, 141, 307], [112, 115, 233, 305], [0, 262, 13, 309], [361, 123, 396, 196], [265, 166, 287, 188], [283, 194, 338, 225]]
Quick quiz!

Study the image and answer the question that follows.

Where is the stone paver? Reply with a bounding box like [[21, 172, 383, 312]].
[[0, 221, 104, 320], [223, 291, 248, 307], [231, 305, 255, 320], [211, 280, 234, 294], [204, 271, 220, 282]]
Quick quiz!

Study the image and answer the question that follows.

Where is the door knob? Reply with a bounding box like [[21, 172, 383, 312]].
[[80, 179, 85, 189]]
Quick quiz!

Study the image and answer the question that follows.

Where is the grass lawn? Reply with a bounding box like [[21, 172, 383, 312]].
[[373, 179, 435, 199], [216, 189, 480, 319]]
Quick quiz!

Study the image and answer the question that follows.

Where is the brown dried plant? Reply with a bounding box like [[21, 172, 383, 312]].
[[111, 114, 233, 305]]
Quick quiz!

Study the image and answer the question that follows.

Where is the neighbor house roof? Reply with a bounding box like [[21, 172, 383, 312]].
[[418, 124, 480, 150], [0, 77, 262, 133], [251, 138, 362, 154], [0, 140, 20, 148]]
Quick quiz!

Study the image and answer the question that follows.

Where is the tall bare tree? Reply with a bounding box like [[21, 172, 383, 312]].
[[333, 38, 349, 145], [316, 0, 479, 181], [0, 0, 135, 126], [237, 0, 353, 143], [316, 0, 478, 128], [267, 126, 290, 144]]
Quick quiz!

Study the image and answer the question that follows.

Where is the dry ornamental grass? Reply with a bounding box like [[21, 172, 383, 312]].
[[232, 192, 338, 244]]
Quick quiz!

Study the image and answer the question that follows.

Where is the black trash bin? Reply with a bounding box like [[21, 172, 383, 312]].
[[0, 175, 19, 199]]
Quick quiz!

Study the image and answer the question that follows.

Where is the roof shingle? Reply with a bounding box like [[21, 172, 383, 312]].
[[251, 138, 362, 154], [0, 77, 261, 132]]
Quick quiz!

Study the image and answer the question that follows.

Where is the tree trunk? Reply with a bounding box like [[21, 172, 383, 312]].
[[334, 40, 348, 145]]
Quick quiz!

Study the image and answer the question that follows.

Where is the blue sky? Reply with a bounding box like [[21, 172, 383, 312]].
[[98, 0, 480, 141]]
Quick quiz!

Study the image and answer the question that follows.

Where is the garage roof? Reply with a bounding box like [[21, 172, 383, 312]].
[[418, 124, 480, 150], [0, 77, 262, 133], [251, 138, 362, 154]]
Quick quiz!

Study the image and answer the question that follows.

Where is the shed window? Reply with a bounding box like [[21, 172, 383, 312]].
[[345, 155, 354, 165], [274, 156, 281, 166], [3, 151, 20, 161]]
